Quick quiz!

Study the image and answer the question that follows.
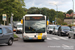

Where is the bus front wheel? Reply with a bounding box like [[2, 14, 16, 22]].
[[41, 39, 45, 42]]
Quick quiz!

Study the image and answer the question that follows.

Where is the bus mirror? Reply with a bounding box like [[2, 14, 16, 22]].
[[21, 19, 23, 24], [47, 21, 49, 25]]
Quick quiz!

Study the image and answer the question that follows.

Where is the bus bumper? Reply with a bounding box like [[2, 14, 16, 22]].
[[23, 35, 47, 40]]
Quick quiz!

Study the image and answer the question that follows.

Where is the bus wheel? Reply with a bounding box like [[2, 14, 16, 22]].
[[68, 36, 71, 39], [68, 34, 71, 39], [23, 38, 26, 42], [41, 39, 45, 42]]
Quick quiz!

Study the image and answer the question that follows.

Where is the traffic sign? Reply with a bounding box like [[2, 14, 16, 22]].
[[2, 14, 7, 21], [52, 21, 54, 23]]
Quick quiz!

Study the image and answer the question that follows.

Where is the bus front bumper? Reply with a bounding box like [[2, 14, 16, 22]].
[[23, 35, 47, 40]]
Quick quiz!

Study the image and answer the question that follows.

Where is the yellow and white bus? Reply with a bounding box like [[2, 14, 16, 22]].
[[21, 14, 47, 42]]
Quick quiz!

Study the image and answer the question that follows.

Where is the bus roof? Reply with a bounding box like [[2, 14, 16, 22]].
[[24, 14, 44, 16], [16, 22, 22, 25]]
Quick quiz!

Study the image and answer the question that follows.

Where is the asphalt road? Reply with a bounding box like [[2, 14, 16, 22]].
[[0, 33, 75, 50]]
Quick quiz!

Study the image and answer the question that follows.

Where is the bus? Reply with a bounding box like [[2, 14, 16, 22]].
[[21, 14, 47, 42]]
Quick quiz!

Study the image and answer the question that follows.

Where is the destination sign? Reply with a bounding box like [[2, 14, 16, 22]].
[[25, 16, 45, 20]]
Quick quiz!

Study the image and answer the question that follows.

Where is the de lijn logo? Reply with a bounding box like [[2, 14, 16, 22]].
[[2, 14, 7, 21], [3, 16, 6, 18]]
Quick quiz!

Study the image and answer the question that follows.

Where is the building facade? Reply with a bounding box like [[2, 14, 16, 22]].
[[64, 18, 75, 25]]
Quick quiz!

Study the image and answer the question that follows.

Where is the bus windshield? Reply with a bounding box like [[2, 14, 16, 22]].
[[17, 25, 22, 28], [25, 20, 46, 33]]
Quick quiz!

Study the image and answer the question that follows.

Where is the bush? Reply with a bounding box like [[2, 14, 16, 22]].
[[14, 34, 18, 38], [62, 22, 67, 25], [68, 24, 72, 28]]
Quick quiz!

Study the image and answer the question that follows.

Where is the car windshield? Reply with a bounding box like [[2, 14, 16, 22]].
[[17, 25, 22, 28], [55, 27, 58, 30], [71, 26, 75, 28], [49, 26, 57, 29], [25, 20, 46, 33], [62, 26, 70, 30]]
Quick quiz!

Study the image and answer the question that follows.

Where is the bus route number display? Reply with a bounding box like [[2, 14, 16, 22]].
[[25, 16, 45, 20]]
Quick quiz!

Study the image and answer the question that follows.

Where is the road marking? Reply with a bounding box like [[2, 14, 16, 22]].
[[47, 37, 68, 40], [59, 37, 68, 40], [62, 44, 69, 47], [52, 37, 60, 40], [47, 38, 52, 40]]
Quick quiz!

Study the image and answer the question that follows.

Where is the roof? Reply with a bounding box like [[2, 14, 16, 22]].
[[48, 25, 57, 26], [17, 23, 22, 25], [25, 14, 44, 16]]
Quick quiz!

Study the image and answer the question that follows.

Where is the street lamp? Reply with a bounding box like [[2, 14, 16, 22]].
[[11, 13, 14, 28], [72, 0, 74, 25], [49, 3, 58, 25]]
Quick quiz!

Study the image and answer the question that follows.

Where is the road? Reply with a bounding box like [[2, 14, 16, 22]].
[[0, 33, 75, 50]]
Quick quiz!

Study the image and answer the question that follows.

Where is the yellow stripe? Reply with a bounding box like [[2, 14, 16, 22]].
[[38, 33, 42, 39]]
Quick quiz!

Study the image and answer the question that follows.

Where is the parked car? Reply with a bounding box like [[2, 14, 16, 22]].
[[47, 25, 57, 34], [58, 26, 70, 36], [71, 26, 75, 29], [16, 22, 22, 34], [0, 26, 14, 45], [53, 27, 59, 35], [57, 25, 61, 28], [68, 28, 75, 39], [13, 26, 17, 32]]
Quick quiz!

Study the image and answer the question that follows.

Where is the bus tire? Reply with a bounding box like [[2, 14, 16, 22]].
[[41, 39, 45, 42], [68, 34, 71, 39], [23, 38, 26, 42]]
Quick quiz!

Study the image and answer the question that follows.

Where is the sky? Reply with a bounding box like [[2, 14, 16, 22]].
[[24, 0, 75, 12]]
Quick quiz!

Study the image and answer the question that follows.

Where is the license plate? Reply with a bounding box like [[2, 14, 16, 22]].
[[34, 38, 37, 39], [29, 38, 32, 39]]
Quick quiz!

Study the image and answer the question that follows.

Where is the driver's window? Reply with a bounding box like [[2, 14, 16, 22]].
[[0, 28, 2, 34]]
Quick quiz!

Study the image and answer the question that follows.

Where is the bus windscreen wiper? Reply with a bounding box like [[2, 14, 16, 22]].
[[36, 28, 45, 33]]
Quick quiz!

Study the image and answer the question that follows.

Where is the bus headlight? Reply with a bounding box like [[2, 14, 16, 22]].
[[42, 35, 47, 39], [23, 35, 29, 39]]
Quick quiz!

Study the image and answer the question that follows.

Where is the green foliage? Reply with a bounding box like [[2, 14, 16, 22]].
[[0, 0, 26, 24], [14, 34, 18, 38], [62, 22, 67, 25], [68, 24, 72, 28], [67, 9, 73, 14], [56, 18, 63, 25]]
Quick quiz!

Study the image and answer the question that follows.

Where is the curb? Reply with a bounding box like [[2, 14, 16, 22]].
[[14, 38, 19, 41]]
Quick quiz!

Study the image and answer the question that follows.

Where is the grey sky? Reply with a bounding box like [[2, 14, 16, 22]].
[[24, 0, 75, 12]]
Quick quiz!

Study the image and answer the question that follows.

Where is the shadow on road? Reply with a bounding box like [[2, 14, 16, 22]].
[[18, 39, 46, 43], [60, 35, 68, 37], [0, 44, 8, 47]]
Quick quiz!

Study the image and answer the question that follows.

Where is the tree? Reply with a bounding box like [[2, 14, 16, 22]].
[[56, 18, 63, 25], [27, 7, 40, 14], [67, 9, 73, 14], [57, 11, 65, 20], [48, 9, 56, 22], [0, 0, 26, 24]]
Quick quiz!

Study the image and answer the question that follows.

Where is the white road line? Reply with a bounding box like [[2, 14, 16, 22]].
[[47, 38, 52, 40], [59, 37, 68, 40], [52, 37, 60, 40], [62, 44, 69, 47]]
